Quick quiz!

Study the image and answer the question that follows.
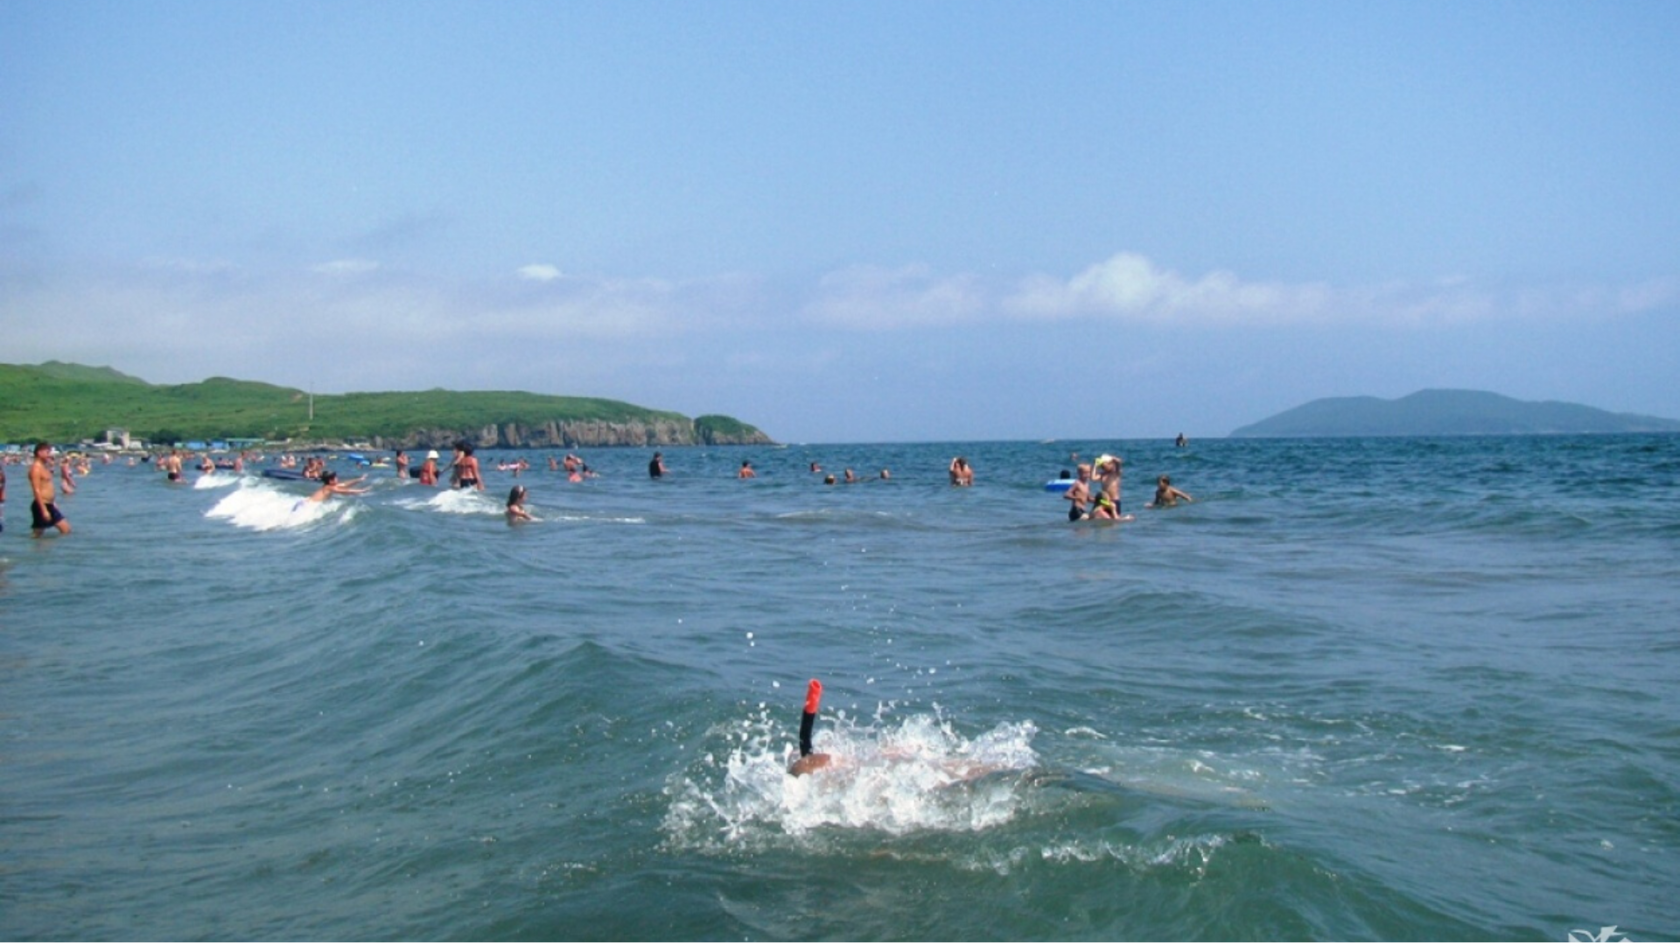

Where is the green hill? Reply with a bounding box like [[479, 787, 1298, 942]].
[[1230, 389, 1680, 438], [0, 363, 774, 448]]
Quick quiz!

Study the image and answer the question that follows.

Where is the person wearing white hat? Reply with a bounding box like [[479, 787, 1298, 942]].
[[418, 449, 440, 486], [1093, 454, 1123, 519]]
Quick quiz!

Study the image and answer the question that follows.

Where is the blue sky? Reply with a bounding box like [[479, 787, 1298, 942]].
[[4, 1, 1677, 441]]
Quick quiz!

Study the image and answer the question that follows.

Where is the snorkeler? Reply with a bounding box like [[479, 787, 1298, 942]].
[[784, 678, 1014, 784], [788, 679, 834, 776]]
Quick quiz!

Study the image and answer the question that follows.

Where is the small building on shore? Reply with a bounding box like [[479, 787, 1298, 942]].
[[98, 429, 144, 451]]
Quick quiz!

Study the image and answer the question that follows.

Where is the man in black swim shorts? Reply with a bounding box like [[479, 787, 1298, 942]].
[[28, 442, 70, 536]]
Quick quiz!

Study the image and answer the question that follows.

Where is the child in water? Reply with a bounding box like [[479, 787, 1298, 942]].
[[1149, 475, 1193, 508]]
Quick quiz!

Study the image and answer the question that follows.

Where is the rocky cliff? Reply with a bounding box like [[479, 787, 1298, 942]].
[[375, 418, 774, 450]]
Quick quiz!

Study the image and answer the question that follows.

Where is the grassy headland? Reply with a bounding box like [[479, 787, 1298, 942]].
[[0, 362, 773, 448]]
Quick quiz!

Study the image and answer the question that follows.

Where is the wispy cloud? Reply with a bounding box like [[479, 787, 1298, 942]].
[[2, 260, 764, 390], [517, 263, 563, 282], [7, 252, 1673, 396], [800, 263, 986, 330], [313, 258, 381, 275], [798, 252, 1677, 331]]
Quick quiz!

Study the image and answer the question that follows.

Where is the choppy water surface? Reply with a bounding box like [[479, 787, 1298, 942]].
[[2, 435, 1677, 940]]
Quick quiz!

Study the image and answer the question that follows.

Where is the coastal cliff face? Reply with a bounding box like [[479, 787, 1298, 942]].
[[375, 418, 774, 450]]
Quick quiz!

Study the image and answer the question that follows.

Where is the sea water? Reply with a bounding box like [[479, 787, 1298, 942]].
[[1, 436, 1676, 940]]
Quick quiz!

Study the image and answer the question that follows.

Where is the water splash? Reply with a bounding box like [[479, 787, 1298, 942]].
[[662, 707, 1040, 853], [393, 488, 503, 516], [205, 480, 348, 531], [193, 471, 246, 490]]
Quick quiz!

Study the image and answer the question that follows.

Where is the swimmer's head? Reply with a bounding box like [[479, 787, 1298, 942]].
[[507, 485, 526, 505], [321, 471, 338, 485]]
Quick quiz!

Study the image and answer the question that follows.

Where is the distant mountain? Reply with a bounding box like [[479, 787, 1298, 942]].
[[1230, 390, 1680, 438]]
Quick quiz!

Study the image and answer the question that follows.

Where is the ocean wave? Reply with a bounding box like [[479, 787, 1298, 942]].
[[193, 471, 247, 490], [393, 488, 504, 516], [204, 480, 355, 532]]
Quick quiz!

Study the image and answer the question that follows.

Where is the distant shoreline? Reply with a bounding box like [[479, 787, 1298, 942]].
[[0, 361, 776, 448]]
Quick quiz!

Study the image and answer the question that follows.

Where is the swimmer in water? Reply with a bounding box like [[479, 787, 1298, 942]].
[[785, 678, 1014, 783], [788, 679, 834, 776], [305, 471, 369, 503], [452, 442, 484, 490], [1148, 474, 1193, 508], [506, 485, 534, 523], [1092, 454, 1123, 520]]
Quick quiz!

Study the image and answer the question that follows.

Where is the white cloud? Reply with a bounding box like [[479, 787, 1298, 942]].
[[801, 263, 985, 330], [1617, 278, 1679, 313], [8, 252, 1674, 398], [996, 252, 1679, 329], [517, 263, 563, 282], [1006, 252, 1336, 325], [0, 260, 767, 391], [313, 258, 380, 275]]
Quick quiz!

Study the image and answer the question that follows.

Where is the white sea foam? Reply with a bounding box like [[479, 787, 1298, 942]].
[[1075, 742, 1271, 809], [662, 708, 1041, 853], [193, 471, 245, 490], [394, 488, 503, 516], [204, 480, 345, 531]]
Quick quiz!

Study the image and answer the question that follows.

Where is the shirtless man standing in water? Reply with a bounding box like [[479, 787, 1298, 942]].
[[29, 442, 70, 536]]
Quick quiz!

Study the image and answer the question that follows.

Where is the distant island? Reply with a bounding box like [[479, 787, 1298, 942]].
[[0, 361, 775, 449], [1230, 389, 1680, 438]]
